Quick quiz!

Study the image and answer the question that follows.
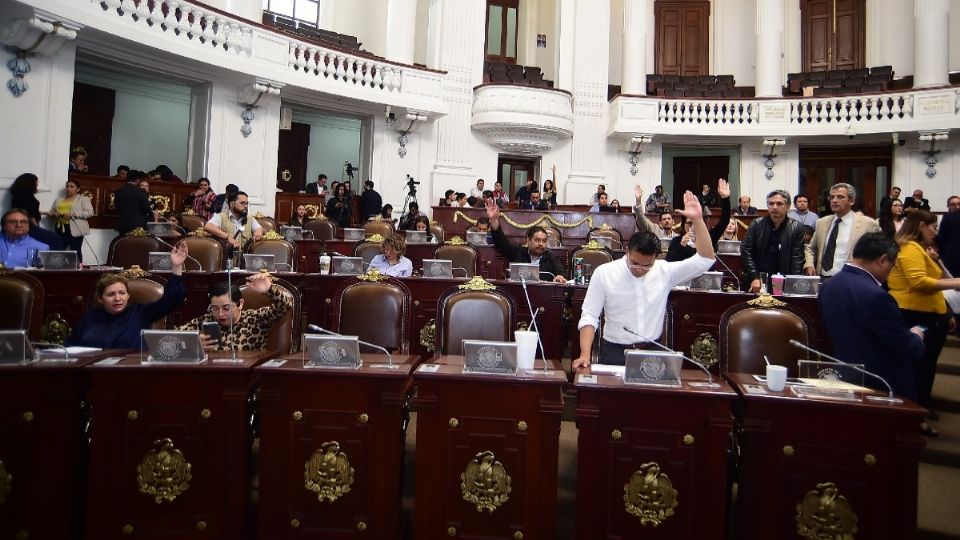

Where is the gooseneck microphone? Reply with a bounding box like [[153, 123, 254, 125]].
[[69, 216, 102, 267], [518, 273, 551, 372], [307, 324, 396, 369], [153, 235, 204, 272], [711, 254, 741, 291], [789, 339, 902, 403], [622, 326, 719, 387]]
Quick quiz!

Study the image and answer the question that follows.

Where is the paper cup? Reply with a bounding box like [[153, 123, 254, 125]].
[[515, 330, 538, 369], [766, 364, 787, 392]]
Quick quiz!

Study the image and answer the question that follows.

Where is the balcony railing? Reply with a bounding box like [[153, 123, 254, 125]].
[[610, 88, 960, 137], [471, 83, 574, 154]]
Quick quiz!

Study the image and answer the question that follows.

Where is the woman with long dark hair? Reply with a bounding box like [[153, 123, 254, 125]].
[[9, 173, 41, 224], [878, 198, 905, 238], [325, 183, 351, 228]]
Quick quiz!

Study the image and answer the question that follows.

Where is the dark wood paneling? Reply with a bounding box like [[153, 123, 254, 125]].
[[70, 83, 115, 176], [277, 122, 311, 193], [835, 0, 864, 70], [802, 0, 864, 72], [68, 173, 198, 229], [672, 156, 729, 205], [655, 1, 709, 76]]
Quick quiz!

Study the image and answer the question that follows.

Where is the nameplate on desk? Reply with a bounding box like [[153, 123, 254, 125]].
[[303, 335, 361, 369], [717, 240, 740, 255], [689, 271, 723, 291], [417, 363, 441, 373], [578, 374, 598, 384], [624, 350, 682, 386], [148, 252, 172, 272], [462, 340, 518, 375], [262, 359, 287, 368], [783, 275, 821, 296]]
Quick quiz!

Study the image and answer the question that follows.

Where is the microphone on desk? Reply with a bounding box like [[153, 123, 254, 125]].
[[711, 254, 741, 291], [307, 324, 395, 369], [518, 273, 551, 373], [153, 235, 204, 272], [788, 339, 902, 403], [622, 326, 719, 387], [70, 216, 102, 267], [451, 267, 469, 277]]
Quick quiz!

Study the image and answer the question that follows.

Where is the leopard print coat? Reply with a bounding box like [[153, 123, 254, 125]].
[[178, 285, 292, 351]]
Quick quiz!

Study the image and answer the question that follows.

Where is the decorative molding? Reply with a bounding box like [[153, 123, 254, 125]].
[[239, 79, 283, 137], [471, 85, 574, 155], [0, 12, 81, 97]]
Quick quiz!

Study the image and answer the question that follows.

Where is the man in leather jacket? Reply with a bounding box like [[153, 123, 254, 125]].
[[740, 189, 805, 292]]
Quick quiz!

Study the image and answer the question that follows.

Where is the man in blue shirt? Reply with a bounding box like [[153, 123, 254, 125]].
[[0, 208, 49, 267]]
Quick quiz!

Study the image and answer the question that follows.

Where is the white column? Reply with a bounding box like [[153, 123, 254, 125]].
[[755, 0, 784, 97], [567, 0, 610, 195], [385, 0, 418, 65], [621, 0, 648, 95], [914, 0, 950, 88]]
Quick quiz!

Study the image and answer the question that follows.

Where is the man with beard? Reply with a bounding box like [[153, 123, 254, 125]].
[[204, 190, 263, 249], [484, 197, 567, 283]]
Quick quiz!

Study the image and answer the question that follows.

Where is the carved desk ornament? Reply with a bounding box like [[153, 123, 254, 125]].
[[462, 340, 519, 375], [624, 350, 683, 386]]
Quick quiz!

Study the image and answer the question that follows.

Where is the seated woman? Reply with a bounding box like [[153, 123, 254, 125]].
[[411, 215, 438, 244], [67, 243, 189, 349], [288, 204, 311, 227], [369, 235, 413, 277], [161, 212, 186, 237]]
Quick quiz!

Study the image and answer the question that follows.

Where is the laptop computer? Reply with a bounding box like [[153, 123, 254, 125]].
[[279, 226, 303, 241], [302, 334, 362, 369], [624, 350, 683, 386], [508, 262, 540, 282], [331, 256, 364, 275], [405, 230, 428, 244], [243, 253, 276, 272], [147, 222, 174, 236], [0, 330, 38, 365], [717, 239, 741, 255], [466, 231, 489, 245], [343, 228, 365, 241], [422, 258, 453, 278], [148, 252, 173, 272], [38, 250, 79, 270], [141, 330, 207, 364], [462, 340, 518, 375]]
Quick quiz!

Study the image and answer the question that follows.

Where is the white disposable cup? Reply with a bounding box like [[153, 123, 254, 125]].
[[515, 331, 538, 369], [766, 364, 788, 392]]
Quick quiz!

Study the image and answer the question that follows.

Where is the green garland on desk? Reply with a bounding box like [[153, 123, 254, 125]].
[[452, 210, 593, 229]]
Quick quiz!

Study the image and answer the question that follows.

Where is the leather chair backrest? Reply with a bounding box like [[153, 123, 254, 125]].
[[430, 224, 444, 243], [334, 279, 411, 353], [246, 239, 296, 270], [179, 213, 206, 232], [304, 219, 337, 240], [571, 248, 614, 269], [255, 216, 277, 233], [354, 242, 382, 265], [0, 272, 44, 339], [545, 227, 563, 247], [589, 226, 623, 243], [107, 235, 163, 269], [434, 244, 479, 277], [720, 302, 812, 376], [128, 276, 168, 329], [437, 288, 516, 355], [240, 277, 301, 354], [182, 236, 225, 272], [363, 221, 394, 238]]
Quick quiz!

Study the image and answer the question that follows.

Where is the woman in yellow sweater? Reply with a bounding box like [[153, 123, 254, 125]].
[[889, 210, 960, 436]]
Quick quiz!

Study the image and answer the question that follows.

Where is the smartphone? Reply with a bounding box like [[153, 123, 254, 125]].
[[202, 321, 222, 346]]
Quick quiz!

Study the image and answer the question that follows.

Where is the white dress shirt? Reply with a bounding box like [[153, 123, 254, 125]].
[[578, 254, 715, 344], [823, 212, 853, 277]]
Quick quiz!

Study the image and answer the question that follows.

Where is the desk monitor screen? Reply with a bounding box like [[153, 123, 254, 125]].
[[422, 258, 453, 278], [331, 256, 363, 275], [717, 240, 741, 255], [148, 252, 172, 272], [147, 222, 174, 237], [38, 250, 79, 270], [243, 253, 276, 272], [466, 231, 489, 245], [462, 340, 518, 375], [0, 330, 38, 365], [141, 330, 206, 364], [303, 334, 361, 369], [279, 226, 303, 241], [405, 230, 428, 244], [508, 263, 540, 282]]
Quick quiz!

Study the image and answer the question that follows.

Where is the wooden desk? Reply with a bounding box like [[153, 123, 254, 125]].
[[84, 351, 270, 539], [255, 354, 416, 538], [0, 350, 123, 540], [573, 369, 736, 539], [411, 357, 566, 539], [726, 373, 926, 540]]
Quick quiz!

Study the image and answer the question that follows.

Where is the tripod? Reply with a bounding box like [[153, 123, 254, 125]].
[[397, 187, 418, 231]]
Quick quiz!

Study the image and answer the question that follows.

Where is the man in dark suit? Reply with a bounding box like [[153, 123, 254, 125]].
[[114, 170, 152, 235], [818, 233, 925, 400], [740, 189, 805, 292], [937, 196, 960, 276], [903, 189, 931, 213], [485, 197, 566, 283]]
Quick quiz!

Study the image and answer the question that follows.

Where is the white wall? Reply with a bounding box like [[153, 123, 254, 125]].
[[327, 0, 389, 59], [950, 0, 960, 71], [868, 0, 914, 77], [292, 110, 362, 188], [713, 0, 756, 85], [75, 66, 191, 179]]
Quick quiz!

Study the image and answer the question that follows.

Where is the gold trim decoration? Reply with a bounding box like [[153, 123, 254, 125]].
[[0, 459, 12, 505], [255, 211, 266, 218], [21, 411, 33, 423], [623, 462, 678, 526], [517, 421, 527, 433], [127, 227, 149, 237], [40, 313, 70, 346], [864, 454, 876, 466], [292, 411, 303, 421], [262, 230, 284, 241], [682, 434, 694, 445], [120, 265, 151, 279], [445, 236, 467, 245], [447, 526, 457, 536], [358, 413, 369, 425], [195, 520, 207, 531], [453, 210, 593, 230], [182, 209, 197, 216], [358, 268, 388, 282], [290, 518, 301, 529], [188, 228, 211, 237], [611, 429, 622, 441], [149, 194, 171, 215], [419, 319, 436, 352], [514, 532, 524, 540], [795, 482, 858, 540], [356, 521, 367, 531], [200, 409, 212, 420], [304, 205, 321, 219], [304, 441, 355, 503], [458, 276, 496, 291], [137, 438, 192, 504], [367, 233, 385, 243], [579, 239, 605, 250], [747, 292, 787, 307], [448, 417, 459, 428], [783, 445, 795, 456], [461, 450, 512, 513], [599, 223, 613, 230], [127, 410, 139, 421], [122, 523, 134, 535], [690, 333, 719, 369]]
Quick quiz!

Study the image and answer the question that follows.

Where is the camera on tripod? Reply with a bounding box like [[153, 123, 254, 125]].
[[405, 174, 420, 194]]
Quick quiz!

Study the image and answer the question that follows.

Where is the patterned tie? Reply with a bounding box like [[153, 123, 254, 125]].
[[821, 217, 841, 273]]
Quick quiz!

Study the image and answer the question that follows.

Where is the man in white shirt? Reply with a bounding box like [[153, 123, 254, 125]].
[[573, 191, 715, 367], [804, 182, 880, 278]]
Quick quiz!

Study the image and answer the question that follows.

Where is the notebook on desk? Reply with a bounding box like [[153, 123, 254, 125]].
[[38, 250, 79, 270]]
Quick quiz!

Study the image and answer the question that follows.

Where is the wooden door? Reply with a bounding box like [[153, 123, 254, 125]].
[[798, 146, 890, 217], [70, 83, 116, 176], [276, 121, 310, 193], [802, 0, 864, 72], [498, 155, 539, 199], [672, 155, 729, 205], [655, 0, 709, 76]]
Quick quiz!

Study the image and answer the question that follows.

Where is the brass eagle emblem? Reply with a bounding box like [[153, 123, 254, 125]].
[[796, 482, 858, 540], [460, 450, 512, 512], [137, 438, 192, 504], [304, 441, 355, 503], [623, 462, 678, 526], [690, 333, 719, 369]]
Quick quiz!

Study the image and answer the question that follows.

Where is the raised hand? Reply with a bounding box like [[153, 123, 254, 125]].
[[485, 197, 500, 220], [169, 241, 188, 267], [717, 178, 730, 199], [679, 190, 703, 221], [634, 185, 644, 203], [246, 271, 272, 293]]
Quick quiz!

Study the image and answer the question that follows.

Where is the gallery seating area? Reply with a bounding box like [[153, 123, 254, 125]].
[[786, 65, 895, 96], [483, 61, 552, 87]]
